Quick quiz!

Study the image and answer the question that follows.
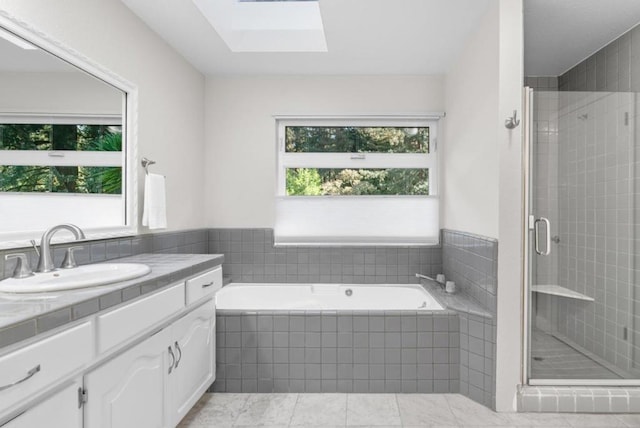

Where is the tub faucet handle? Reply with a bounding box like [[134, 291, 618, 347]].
[[60, 246, 84, 269], [5, 253, 34, 279]]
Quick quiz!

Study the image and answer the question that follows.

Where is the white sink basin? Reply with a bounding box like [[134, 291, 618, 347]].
[[0, 263, 152, 293]]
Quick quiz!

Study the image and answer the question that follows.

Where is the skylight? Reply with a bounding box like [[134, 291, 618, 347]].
[[192, 0, 327, 52]]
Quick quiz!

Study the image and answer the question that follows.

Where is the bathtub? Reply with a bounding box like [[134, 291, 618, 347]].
[[212, 282, 458, 394], [215, 283, 445, 311]]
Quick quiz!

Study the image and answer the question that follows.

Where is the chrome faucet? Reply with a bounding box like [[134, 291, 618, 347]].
[[36, 224, 86, 273]]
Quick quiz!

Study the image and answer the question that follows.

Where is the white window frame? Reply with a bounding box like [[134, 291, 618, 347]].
[[274, 115, 442, 246], [276, 116, 439, 196]]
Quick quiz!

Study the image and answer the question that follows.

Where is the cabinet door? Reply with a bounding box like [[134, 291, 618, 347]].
[[84, 329, 172, 428], [169, 300, 215, 426], [4, 379, 82, 428]]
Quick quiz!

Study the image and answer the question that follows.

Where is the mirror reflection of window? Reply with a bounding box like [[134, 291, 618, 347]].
[[0, 25, 127, 239]]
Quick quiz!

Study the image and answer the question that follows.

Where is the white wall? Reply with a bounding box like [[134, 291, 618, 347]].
[[204, 75, 445, 227], [495, 0, 524, 412], [442, 3, 499, 238], [0, 0, 206, 232], [444, 0, 524, 410], [0, 71, 121, 116]]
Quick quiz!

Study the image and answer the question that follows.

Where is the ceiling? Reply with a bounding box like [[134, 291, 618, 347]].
[[524, 0, 640, 76], [120, 0, 491, 75], [4, 0, 637, 78], [0, 34, 77, 72]]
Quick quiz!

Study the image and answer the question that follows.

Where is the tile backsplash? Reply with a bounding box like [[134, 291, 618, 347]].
[[0, 229, 209, 280], [1, 227, 500, 316], [208, 228, 442, 285], [442, 229, 498, 314]]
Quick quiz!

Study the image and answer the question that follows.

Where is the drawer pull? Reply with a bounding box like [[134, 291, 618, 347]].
[[174, 341, 182, 369], [0, 365, 40, 392], [168, 347, 175, 374], [202, 281, 214, 288]]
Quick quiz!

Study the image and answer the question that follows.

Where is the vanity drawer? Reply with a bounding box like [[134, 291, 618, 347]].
[[97, 282, 185, 354], [185, 266, 223, 305], [0, 322, 92, 412]]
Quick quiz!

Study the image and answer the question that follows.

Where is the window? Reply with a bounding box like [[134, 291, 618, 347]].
[[0, 120, 123, 194], [275, 117, 441, 245], [0, 116, 126, 237]]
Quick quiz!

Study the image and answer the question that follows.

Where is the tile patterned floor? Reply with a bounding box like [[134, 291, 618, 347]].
[[178, 393, 640, 427], [530, 330, 620, 379]]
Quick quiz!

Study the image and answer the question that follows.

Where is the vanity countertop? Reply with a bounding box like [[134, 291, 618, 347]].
[[0, 253, 224, 350]]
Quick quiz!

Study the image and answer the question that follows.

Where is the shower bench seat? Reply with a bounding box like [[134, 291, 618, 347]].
[[531, 284, 594, 302]]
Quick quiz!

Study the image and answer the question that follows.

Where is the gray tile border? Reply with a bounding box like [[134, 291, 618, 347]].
[[0, 320, 37, 348], [36, 308, 71, 333], [213, 310, 459, 396], [518, 385, 640, 413]]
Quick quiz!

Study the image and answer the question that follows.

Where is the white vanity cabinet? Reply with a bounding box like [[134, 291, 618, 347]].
[[169, 299, 215, 426], [0, 322, 92, 426], [3, 379, 83, 428], [84, 299, 216, 428], [83, 328, 172, 428], [0, 264, 222, 428]]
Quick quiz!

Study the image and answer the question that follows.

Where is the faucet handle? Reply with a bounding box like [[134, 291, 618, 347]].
[[5, 253, 34, 279], [60, 246, 84, 269]]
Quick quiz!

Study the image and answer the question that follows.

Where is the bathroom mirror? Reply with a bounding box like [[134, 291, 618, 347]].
[[0, 12, 138, 248]]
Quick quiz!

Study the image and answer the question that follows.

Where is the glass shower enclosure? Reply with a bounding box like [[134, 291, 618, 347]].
[[526, 88, 640, 385]]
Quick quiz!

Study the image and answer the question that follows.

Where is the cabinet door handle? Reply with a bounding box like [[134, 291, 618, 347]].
[[0, 365, 40, 392], [168, 346, 175, 374], [202, 281, 214, 288], [174, 341, 182, 369]]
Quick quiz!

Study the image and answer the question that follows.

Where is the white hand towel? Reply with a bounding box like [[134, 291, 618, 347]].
[[142, 173, 167, 229]]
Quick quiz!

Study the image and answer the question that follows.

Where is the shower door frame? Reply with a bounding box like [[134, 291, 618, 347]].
[[522, 87, 640, 387]]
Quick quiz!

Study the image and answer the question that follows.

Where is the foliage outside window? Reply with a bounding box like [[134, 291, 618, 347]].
[[0, 123, 122, 194], [278, 120, 437, 197]]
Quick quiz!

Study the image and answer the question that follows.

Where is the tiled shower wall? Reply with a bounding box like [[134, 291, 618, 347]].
[[528, 90, 562, 334], [530, 91, 560, 290], [208, 228, 442, 284], [555, 90, 637, 374], [525, 76, 559, 91], [530, 21, 640, 375], [0, 229, 209, 280], [526, 21, 640, 376], [558, 23, 640, 92]]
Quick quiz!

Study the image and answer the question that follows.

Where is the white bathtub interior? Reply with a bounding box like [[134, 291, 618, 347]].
[[215, 283, 444, 311]]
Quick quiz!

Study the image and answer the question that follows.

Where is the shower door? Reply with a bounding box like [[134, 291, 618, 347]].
[[526, 88, 640, 385]]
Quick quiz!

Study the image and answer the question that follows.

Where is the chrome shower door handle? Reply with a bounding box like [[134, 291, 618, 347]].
[[534, 217, 551, 256]]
